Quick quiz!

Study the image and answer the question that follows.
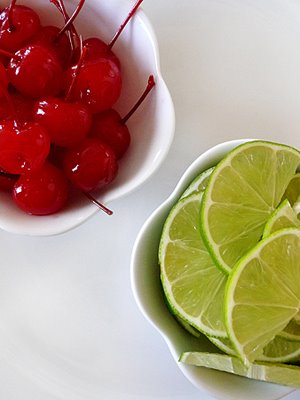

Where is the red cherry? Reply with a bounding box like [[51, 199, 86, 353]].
[[90, 75, 155, 159], [0, 120, 50, 174], [90, 109, 130, 159], [30, 26, 72, 68], [13, 162, 69, 215], [33, 97, 92, 147], [62, 138, 118, 192], [65, 58, 122, 113], [8, 44, 63, 98], [0, 3, 41, 52]]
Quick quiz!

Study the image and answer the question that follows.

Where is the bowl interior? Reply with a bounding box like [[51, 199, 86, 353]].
[[0, 0, 175, 236], [131, 139, 294, 400]]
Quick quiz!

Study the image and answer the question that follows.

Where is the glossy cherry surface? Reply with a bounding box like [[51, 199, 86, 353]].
[[0, 4, 41, 52], [63, 138, 118, 192], [65, 58, 122, 114], [8, 44, 63, 98], [13, 162, 69, 215], [0, 120, 50, 174], [33, 97, 92, 147]]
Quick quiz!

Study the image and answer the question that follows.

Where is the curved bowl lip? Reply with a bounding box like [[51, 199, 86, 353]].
[[0, 3, 175, 237], [130, 138, 294, 400]]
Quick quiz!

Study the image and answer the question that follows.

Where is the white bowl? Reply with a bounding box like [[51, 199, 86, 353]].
[[130, 139, 295, 400], [0, 0, 175, 236]]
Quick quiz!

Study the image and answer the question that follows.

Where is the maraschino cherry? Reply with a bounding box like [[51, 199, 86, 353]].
[[6, 44, 63, 98], [64, 56, 122, 114], [90, 75, 155, 159], [62, 138, 118, 192], [13, 162, 69, 215], [0, 0, 41, 52]]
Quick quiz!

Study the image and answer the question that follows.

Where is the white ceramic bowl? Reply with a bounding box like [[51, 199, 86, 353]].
[[0, 0, 175, 236], [130, 139, 295, 400]]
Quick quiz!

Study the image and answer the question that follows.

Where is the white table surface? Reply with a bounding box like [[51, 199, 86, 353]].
[[1, 0, 300, 399]]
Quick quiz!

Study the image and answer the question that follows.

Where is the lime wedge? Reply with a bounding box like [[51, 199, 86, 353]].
[[180, 352, 300, 388], [283, 173, 300, 206], [180, 167, 214, 199], [263, 199, 300, 238], [159, 192, 227, 337], [225, 228, 300, 364], [201, 141, 300, 273]]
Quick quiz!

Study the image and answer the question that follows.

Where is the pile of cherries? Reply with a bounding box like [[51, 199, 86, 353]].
[[0, 0, 155, 215]]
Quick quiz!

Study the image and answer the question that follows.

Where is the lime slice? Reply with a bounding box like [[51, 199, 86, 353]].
[[159, 192, 227, 337], [201, 141, 300, 273], [262, 200, 300, 340], [180, 167, 214, 199], [262, 199, 300, 238], [225, 228, 300, 364], [283, 173, 300, 206], [180, 352, 300, 388]]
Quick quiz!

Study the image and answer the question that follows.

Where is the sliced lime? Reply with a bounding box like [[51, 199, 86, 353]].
[[180, 352, 300, 388], [180, 167, 214, 199], [201, 141, 300, 273], [225, 228, 300, 364], [159, 192, 227, 337]]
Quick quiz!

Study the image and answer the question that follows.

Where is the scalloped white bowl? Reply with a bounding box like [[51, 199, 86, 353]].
[[130, 139, 295, 400], [0, 0, 175, 236]]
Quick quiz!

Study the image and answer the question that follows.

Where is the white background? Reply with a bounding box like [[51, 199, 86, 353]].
[[0, 0, 300, 399]]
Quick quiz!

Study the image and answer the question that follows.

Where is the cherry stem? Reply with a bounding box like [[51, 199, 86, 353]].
[[50, 0, 79, 50], [56, 0, 85, 40], [121, 75, 155, 124], [108, 0, 143, 51], [65, 39, 86, 102], [8, 0, 17, 32], [84, 192, 113, 216]]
